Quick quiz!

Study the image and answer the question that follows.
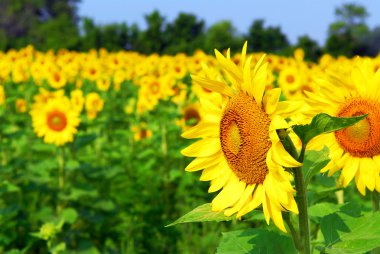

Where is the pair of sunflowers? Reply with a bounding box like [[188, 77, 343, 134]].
[[181, 42, 380, 232]]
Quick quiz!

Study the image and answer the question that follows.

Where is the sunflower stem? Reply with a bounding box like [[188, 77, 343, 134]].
[[57, 146, 65, 213], [372, 191, 379, 212], [279, 130, 311, 254], [284, 213, 302, 252], [293, 144, 311, 254]]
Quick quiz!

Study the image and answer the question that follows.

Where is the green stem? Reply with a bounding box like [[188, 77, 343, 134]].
[[284, 213, 302, 252], [293, 144, 311, 254], [280, 130, 311, 254], [57, 147, 65, 213], [372, 191, 379, 212]]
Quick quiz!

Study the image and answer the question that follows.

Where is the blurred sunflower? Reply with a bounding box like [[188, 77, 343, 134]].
[[305, 59, 380, 195], [181, 43, 302, 232], [31, 96, 80, 146], [15, 98, 27, 113], [85, 92, 104, 120], [0, 85, 5, 105]]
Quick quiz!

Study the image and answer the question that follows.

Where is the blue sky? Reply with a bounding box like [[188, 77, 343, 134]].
[[78, 0, 380, 46]]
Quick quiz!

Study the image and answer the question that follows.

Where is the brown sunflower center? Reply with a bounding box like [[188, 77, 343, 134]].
[[220, 93, 271, 184], [286, 75, 295, 83], [184, 107, 200, 126], [47, 111, 67, 131], [335, 98, 380, 157]]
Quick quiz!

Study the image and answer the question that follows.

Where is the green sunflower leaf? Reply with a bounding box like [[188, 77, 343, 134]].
[[303, 146, 330, 187], [292, 113, 367, 146], [318, 212, 380, 254], [165, 203, 233, 227], [216, 228, 296, 254]]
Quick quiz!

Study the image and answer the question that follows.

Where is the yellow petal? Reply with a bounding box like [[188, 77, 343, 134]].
[[181, 138, 220, 157], [240, 41, 248, 67], [181, 122, 219, 139], [360, 158, 376, 191], [264, 88, 281, 115], [237, 184, 264, 217], [191, 75, 235, 97], [212, 175, 246, 211], [200, 161, 227, 181], [208, 170, 232, 193], [224, 184, 255, 217], [267, 199, 287, 233], [185, 152, 222, 172], [355, 169, 366, 196], [269, 115, 289, 131], [262, 191, 271, 224], [341, 156, 359, 187], [252, 61, 268, 106], [275, 101, 304, 118], [270, 141, 302, 168], [242, 56, 253, 96], [214, 49, 243, 83]]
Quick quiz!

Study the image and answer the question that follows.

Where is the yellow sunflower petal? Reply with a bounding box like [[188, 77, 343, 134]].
[[252, 59, 267, 106], [181, 138, 220, 157], [214, 49, 243, 83], [224, 184, 255, 217], [181, 122, 219, 139], [264, 88, 281, 115], [341, 156, 359, 187], [237, 184, 264, 217], [191, 75, 235, 97], [185, 152, 222, 172], [200, 161, 228, 181], [270, 142, 302, 168], [267, 199, 287, 233], [211, 174, 246, 211]]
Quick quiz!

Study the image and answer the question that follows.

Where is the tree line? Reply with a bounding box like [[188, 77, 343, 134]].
[[1, 0, 379, 60]]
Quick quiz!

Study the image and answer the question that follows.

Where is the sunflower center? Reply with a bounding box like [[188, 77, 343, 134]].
[[286, 75, 295, 83], [335, 98, 380, 157], [47, 111, 67, 131], [220, 93, 271, 184], [184, 107, 200, 126], [225, 121, 242, 155]]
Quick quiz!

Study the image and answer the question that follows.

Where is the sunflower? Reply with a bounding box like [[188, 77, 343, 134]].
[[305, 59, 380, 195], [181, 43, 302, 232], [31, 96, 80, 146]]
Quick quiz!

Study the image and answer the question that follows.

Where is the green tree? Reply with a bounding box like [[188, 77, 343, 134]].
[[325, 3, 369, 56], [0, 0, 80, 50], [164, 13, 205, 55], [246, 19, 289, 53], [204, 20, 243, 54], [136, 10, 166, 54], [295, 35, 321, 61]]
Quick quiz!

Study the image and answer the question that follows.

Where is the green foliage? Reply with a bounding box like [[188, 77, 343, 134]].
[[295, 35, 322, 61], [216, 228, 296, 254], [204, 21, 244, 54], [246, 19, 289, 53], [319, 212, 380, 254], [0, 80, 238, 253], [302, 146, 330, 187], [326, 3, 370, 57], [167, 203, 233, 227], [292, 113, 367, 146]]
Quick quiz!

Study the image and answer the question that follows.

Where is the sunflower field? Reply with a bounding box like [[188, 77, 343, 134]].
[[1, 43, 380, 254]]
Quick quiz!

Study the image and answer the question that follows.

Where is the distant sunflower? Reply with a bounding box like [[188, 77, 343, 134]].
[[305, 59, 380, 195], [31, 96, 80, 146], [181, 43, 302, 232]]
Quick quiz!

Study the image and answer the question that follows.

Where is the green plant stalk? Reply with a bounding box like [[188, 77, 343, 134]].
[[372, 191, 379, 212], [284, 213, 302, 252], [293, 144, 311, 254], [279, 130, 311, 254], [57, 147, 65, 213]]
